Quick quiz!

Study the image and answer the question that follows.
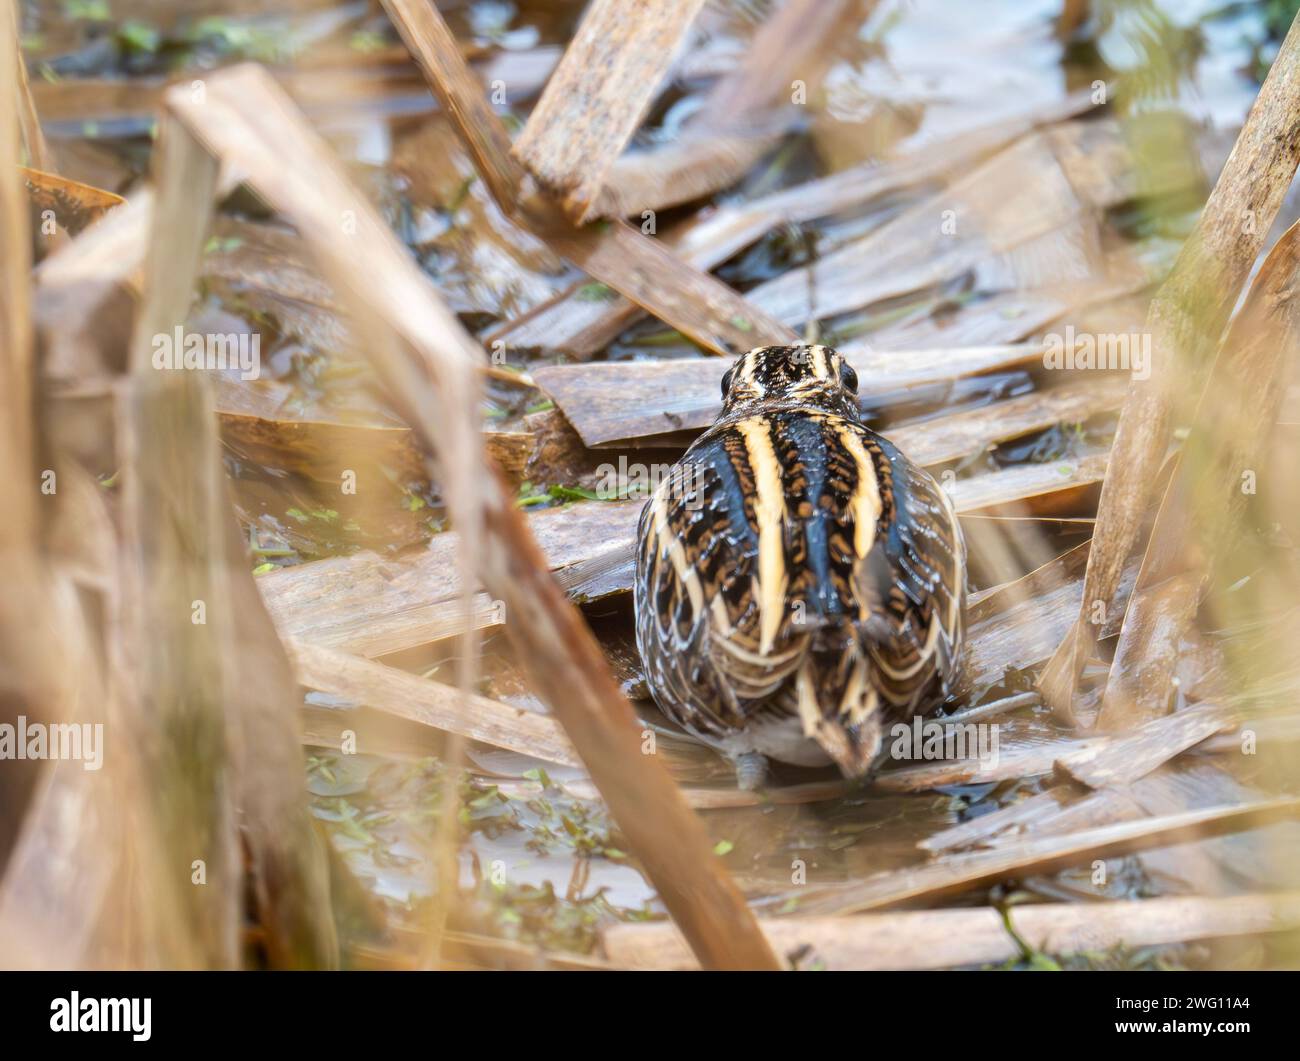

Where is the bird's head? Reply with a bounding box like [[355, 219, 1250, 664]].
[[719, 344, 860, 419]]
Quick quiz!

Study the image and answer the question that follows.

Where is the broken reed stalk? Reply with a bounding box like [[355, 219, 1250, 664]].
[[381, 0, 521, 209], [1040, 12, 1300, 720], [165, 64, 779, 971], [1059, 702, 1242, 789], [420, 332, 479, 969], [0, 0, 55, 877], [913, 758, 1275, 875], [118, 117, 241, 967], [118, 116, 337, 970], [210, 376, 533, 488], [511, 0, 707, 224], [695, 0, 851, 126], [6, 0, 49, 171], [34, 190, 153, 382], [792, 795, 1300, 917], [31, 184, 525, 395], [380, 0, 796, 357], [0, 288, 197, 972], [0, 472, 201, 968], [593, 0, 861, 220], [872, 700, 1239, 793], [289, 639, 581, 768], [217, 507, 341, 969], [602, 892, 1300, 971], [529, 344, 1048, 446], [1098, 221, 1300, 729], [21, 168, 124, 232], [0, 0, 32, 524]]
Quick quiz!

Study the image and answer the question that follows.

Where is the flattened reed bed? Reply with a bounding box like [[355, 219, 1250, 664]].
[[6, 0, 1300, 972]]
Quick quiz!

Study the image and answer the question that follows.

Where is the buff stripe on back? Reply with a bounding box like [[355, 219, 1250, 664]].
[[835, 425, 883, 558], [735, 416, 788, 653]]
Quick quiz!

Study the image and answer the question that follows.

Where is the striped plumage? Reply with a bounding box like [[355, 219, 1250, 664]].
[[634, 344, 966, 781]]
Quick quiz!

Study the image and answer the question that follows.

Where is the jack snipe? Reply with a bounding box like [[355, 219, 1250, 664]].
[[634, 344, 966, 784]]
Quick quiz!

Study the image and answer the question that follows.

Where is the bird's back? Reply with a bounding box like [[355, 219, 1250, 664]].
[[635, 403, 965, 776]]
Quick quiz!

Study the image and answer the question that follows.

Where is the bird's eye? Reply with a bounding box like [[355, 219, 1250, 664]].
[[721, 367, 734, 400], [839, 361, 859, 395]]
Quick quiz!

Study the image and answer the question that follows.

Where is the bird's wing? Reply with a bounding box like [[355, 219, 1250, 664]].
[[634, 424, 810, 739], [851, 427, 967, 710]]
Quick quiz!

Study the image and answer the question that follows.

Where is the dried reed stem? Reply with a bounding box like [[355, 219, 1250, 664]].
[[118, 117, 241, 967], [512, 0, 707, 223]]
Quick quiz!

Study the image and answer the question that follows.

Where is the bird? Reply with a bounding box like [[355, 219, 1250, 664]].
[[634, 344, 966, 787]]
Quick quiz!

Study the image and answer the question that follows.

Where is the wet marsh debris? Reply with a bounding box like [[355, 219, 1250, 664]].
[[1040, 11, 1300, 721], [509, 0, 709, 224], [591, 0, 863, 222], [5, 0, 1300, 972], [1098, 221, 1300, 730], [487, 91, 1101, 357], [529, 343, 1051, 446], [289, 638, 582, 770], [602, 892, 1300, 971], [22, 165, 122, 232], [9, 0, 49, 171], [785, 795, 1300, 918], [381, 0, 796, 358]]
